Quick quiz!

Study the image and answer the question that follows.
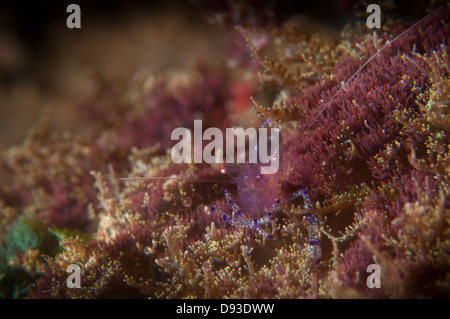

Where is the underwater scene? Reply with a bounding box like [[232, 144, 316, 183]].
[[0, 0, 449, 299]]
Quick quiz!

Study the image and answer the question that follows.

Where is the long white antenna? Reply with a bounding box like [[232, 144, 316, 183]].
[[118, 175, 232, 184]]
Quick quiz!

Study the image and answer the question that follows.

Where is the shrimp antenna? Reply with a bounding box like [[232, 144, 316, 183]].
[[305, 6, 445, 132], [118, 174, 233, 185]]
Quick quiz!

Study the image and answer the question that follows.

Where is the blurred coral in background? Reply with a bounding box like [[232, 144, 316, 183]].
[[0, 0, 449, 298]]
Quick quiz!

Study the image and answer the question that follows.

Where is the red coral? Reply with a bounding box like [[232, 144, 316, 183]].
[[284, 8, 449, 196]]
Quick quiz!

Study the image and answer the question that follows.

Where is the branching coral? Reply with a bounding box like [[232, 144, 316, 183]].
[[0, 2, 449, 299]]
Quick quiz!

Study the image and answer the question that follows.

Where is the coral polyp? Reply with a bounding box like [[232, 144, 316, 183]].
[[0, 1, 449, 299]]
